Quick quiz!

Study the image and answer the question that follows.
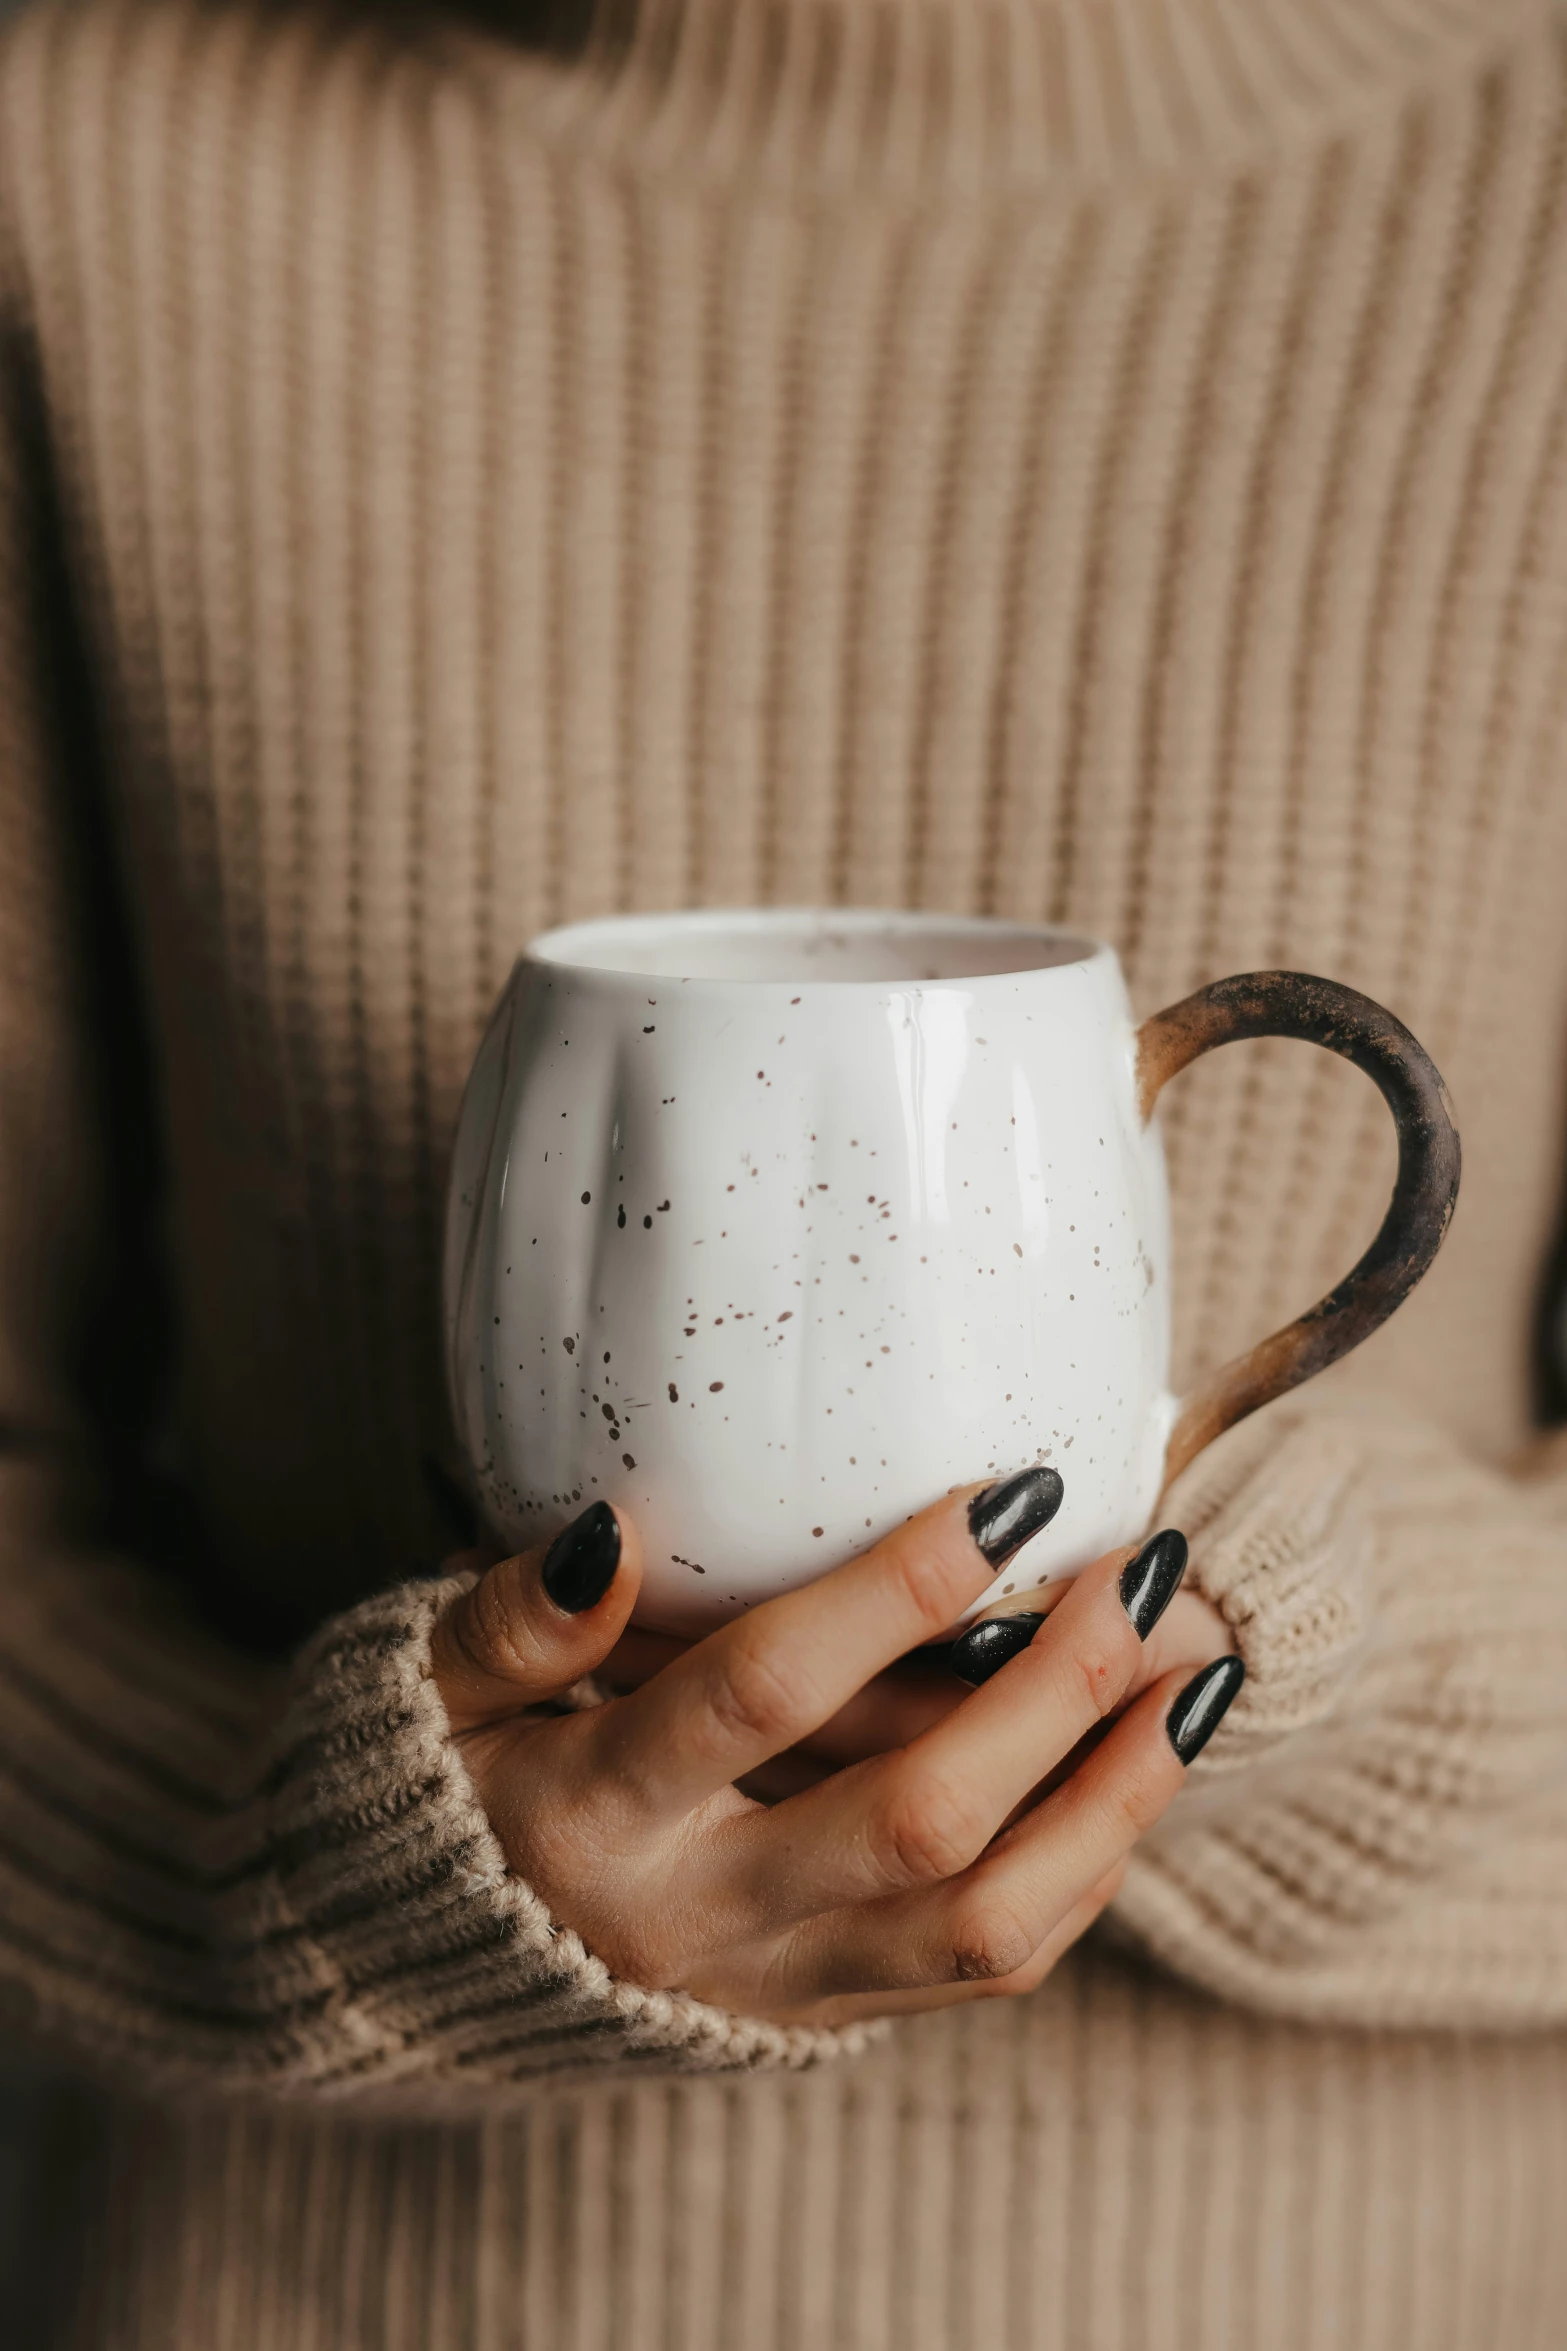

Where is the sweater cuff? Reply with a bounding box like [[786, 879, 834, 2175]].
[[1108, 1392, 1567, 2026], [267, 1574, 879, 2099], [1158, 1400, 1373, 1774]]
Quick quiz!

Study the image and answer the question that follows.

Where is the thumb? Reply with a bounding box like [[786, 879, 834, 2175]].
[[431, 1501, 643, 1731]]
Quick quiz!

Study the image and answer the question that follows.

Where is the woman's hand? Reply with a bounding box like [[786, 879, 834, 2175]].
[[597, 1570, 1231, 1802], [429, 1474, 1242, 2028]]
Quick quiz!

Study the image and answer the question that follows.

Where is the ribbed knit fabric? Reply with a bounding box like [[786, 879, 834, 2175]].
[[4, 0, 1567, 2340], [23, 1972, 1567, 2351]]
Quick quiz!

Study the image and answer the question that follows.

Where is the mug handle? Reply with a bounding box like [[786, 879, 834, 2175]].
[[1137, 972, 1461, 1488]]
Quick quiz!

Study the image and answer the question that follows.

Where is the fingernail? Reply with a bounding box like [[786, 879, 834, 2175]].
[[1166, 1655, 1245, 1764], [967, 1467, 1065, 1570], [1119, 1528, 1187, 1640], [541, 1501, 621, 1613], [948, 1613, 1045, 1687]]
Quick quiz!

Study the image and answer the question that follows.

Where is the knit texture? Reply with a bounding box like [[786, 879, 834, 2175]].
[[3, 0, 1567, 2340], [0, 1496, 868, 2093]]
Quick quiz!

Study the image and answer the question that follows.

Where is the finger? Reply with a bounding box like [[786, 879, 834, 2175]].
[[948, 1527, 1189, 1685], [956, 1585, 1235, 1814], [704, 1533, 1188, 1934], [956, 1585, 1229, 1698], [586, 1465, 1063, 1821], [781, 1648, 966, 1766], [607, 1631, 966, 1769], [763, 1654, 1243, 2004], [768, 1861, 1129, 2027], [956, 1576, 1070, 1639], [1139, 1588, 1235, 1684], [430, 1502, 644, 1731], [692, 1654, 967, 1802], [924, 1653, 1244, 1966], [1027, 1585, 1234, 1806]]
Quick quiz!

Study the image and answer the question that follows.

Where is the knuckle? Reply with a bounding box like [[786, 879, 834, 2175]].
[[870, 1773, 989, 1890], [881, 1535, 973, 1641], [945, 1897, 1037, 1985], [706, 1637, 811, 1752], [1119, 1767, 1174, 1840], [994, 1947, 1060, 1999], [453, 1570, 541, 1686], [549, 1712, 637, 1827], [1096, 1759, 1172, 1846]]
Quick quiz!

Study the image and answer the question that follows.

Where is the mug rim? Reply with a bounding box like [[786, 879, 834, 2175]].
[[523, 906, 1113, 990]]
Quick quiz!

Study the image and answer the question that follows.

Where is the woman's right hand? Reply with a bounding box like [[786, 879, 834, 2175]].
[[428, 1473, 1243, 2029]]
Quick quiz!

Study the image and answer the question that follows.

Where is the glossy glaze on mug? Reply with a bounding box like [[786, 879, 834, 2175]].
[[445, 910, 1177, 1637]]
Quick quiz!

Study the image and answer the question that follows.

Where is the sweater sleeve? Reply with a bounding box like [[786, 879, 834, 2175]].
[[1113, 1388, 1567, 2030], [0, 1508, 869, 2094], [0, 201, 867, 2106]]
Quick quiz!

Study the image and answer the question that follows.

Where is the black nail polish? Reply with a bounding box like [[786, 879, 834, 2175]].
[[1166, 1655, 1245, 1764], [1119, 1528, 1187, 1641], [948, 1613, 1045, 1687], [541, 1501, 621, 1613], [968, 1467, 1065, 1569]]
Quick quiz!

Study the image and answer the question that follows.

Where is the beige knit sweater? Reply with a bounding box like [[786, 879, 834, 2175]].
[[5, 0, 1567, 2341]]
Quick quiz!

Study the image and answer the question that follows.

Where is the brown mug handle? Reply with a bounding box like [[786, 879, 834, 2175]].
[[1137, 972, 1461, 1488]]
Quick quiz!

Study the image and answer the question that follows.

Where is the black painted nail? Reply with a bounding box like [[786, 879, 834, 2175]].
[[1166, 1655, 1245, 1764], [967, 1467, 1065, 1570], [541, 1501, 621, 1614], [1119, 1528, 1187, 1641], [948, 1613, 1045, 1687]]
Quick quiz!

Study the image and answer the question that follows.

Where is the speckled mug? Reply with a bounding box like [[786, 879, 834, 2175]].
[[444, 910, 1459, 1637]]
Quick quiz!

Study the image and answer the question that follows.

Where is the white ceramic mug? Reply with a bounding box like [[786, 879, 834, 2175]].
[[444, 910, 1458, 1635]]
